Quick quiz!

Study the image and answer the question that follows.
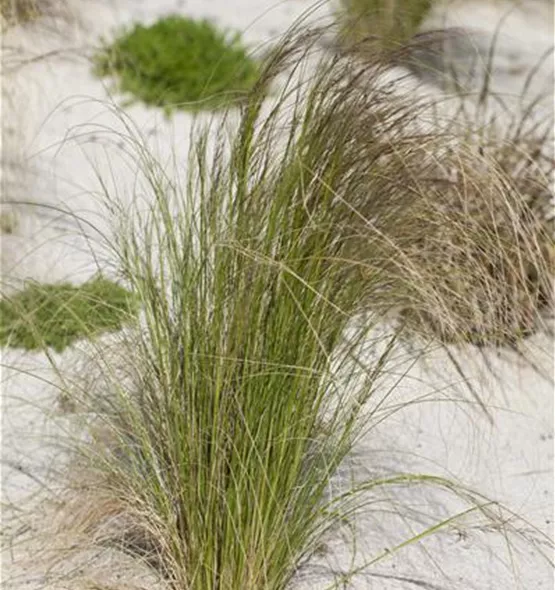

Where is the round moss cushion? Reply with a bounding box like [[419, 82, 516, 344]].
[[93, 15, 260, 112]]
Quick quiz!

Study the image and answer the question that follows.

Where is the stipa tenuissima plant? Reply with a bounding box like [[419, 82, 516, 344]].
[[56, 29, 553, 590]]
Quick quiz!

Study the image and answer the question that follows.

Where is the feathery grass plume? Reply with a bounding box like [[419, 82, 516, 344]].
[[58, 27, 552, 589]]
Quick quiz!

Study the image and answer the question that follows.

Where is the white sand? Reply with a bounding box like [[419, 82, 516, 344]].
[[1, 1, 553, 588]]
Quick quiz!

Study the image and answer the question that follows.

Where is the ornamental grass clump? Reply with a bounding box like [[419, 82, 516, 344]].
[[397, 48, 555, 346], [61, 30, 553, 590], [391, 148, 553, 346], [68, 44, 409, 589], [93, 15, 261, 113], [336, 0, 434, 52]]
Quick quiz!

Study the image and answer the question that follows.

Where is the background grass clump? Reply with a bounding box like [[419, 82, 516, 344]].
[[0, 0, 66, 27], [1, 0, 42, 25], [0, 276, 138, 352], [93, 15, 261, 113], [336, 0, 434, 51]]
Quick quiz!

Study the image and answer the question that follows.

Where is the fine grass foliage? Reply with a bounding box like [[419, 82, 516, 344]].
[[93, 15, 261, 113], [56, 30, 554, 589], [0, 276, 138, 352], [336, 0, 434, 51], [406, 32, 555, 346], [67, 56, 401, 588], [391, 147, 553, 347]]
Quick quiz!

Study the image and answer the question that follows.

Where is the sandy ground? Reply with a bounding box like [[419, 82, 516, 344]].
[[1, 0, 553, 588]]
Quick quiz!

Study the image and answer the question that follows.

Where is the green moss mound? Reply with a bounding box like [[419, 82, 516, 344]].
[[0, 276, 138, 352], [93, 15, 260, 113]]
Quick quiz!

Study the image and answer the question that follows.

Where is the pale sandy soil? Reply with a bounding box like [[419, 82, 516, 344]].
[[1, 1, 553, 588]]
